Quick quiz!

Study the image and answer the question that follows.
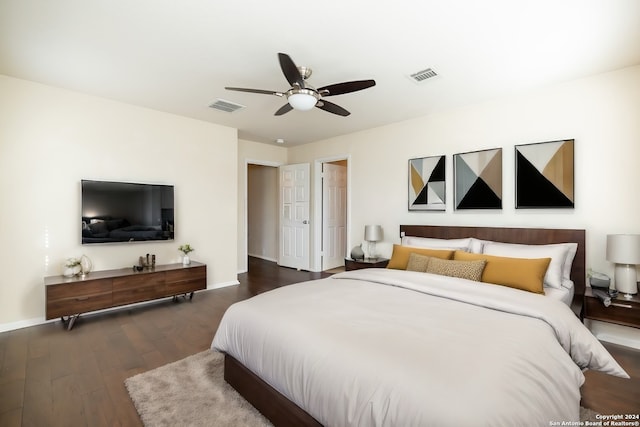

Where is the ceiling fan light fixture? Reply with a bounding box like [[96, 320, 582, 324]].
[[225, 53, 374, 117], [287, 89, 318, 111]]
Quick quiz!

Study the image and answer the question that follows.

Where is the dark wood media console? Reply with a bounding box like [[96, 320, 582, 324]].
[[45, 261, 206, 330]]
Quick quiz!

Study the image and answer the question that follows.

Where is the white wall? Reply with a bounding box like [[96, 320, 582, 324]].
[[287, 65, 640, 279], [286, 64, 640, 347], [0, 75, 239, 331]]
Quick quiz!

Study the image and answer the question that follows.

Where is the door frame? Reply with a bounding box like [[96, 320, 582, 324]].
[[313, 155, 351, 272]]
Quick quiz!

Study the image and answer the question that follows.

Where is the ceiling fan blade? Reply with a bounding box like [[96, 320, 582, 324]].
[[316, 100, 350, 117], [225, 87, 283, 96], [278, 53, 304, 87], [317, 79, 376, 97], [274, 103, 293, 116]]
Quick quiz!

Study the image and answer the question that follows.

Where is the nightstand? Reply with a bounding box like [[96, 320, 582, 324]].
[[344, 258, 389, 271], [583, 287, 640, 329]]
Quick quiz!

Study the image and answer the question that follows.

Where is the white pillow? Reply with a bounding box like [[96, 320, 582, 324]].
[[479, 241, 577, 280], [559, 243, 578, 281], [482, 242, 570, 289], [401, 236, 472, 251], [468, 238, 488, 254]]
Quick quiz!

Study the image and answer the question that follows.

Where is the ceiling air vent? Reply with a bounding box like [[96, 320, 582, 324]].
[[408, 68, 438, 83], [208, 99, 245, 113]]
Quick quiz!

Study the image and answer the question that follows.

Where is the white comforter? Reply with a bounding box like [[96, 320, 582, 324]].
[[212, 269, 628, 427]]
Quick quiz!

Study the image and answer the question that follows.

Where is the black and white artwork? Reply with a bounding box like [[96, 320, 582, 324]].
[[515, 139, 574, 209], [408, 155, 446, 211], [454, 148, 502, 210]]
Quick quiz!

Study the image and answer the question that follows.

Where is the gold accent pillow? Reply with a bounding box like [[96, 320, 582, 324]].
[[453, 251, 551, 294], [387, 245, 454, 270], [425, 257, 486, 282], [406, 253, 431, 272]]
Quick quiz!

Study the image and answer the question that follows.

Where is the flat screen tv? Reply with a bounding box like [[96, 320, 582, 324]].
[[81, 180, 174, 244]]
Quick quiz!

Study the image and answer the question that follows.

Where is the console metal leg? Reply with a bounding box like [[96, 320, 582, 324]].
[[61, 314, 80, 330], [67, 314, 80, 330]]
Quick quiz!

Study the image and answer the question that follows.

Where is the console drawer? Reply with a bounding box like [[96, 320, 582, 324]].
[[165, 266, 206, 295], [46, 286, 112, 319], [47, 279, 112, 301], [112, 272, 166, 305], [166, 266, 206, 281]]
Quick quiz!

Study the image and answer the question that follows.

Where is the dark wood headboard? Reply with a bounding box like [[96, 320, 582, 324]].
[[400, 225, 586, 313]]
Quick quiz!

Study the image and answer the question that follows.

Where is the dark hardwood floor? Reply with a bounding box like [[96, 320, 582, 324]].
[[0, 257, 637, 426], [0, 258, 330, 427]]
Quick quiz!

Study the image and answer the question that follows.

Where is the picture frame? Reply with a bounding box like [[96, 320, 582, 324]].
[[454, 148, 502, 210], [515, 139, 574, 209], [408, 155, 446, 211]]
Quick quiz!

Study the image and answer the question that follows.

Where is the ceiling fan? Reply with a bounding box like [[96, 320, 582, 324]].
[[225, 53, 376, 117]]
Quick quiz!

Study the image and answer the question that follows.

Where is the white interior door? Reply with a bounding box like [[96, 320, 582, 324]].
[[279, 163, 310, 270], [322, 163, 347, 270]]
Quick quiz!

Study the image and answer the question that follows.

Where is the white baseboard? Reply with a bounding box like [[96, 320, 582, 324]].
[[0, 317, 50, 333], [585, 319, 640, 350], [207, 280, 239, 289]]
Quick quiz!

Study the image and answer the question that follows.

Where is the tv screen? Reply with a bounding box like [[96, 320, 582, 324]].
[[81, 180, 174, 244]]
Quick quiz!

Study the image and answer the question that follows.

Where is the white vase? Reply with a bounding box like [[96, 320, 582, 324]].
[[182, 254, 190, 265], [80, 254, 92, 275]]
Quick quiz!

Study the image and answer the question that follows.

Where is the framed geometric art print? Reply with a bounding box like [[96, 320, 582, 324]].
[[454, 148, 502, 210], [408, 155, 446, 211], [515, 139, 574, 209]]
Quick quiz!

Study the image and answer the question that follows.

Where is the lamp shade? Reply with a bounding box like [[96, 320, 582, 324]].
[[288, 92, 317, 111], [364, 225, 383, 242], [606, 234, 640, 264]]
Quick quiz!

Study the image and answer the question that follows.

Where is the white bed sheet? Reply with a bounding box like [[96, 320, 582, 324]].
[[545, 280, 574, 305], [212, 269, 627, 427]]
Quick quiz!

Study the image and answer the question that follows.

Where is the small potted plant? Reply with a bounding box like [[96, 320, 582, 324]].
[[63, 257, 82, 277], [178, 244, 194, 265]]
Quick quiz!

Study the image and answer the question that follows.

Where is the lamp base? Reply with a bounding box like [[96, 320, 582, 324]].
[[364, 241, 377, 260], [614, 264, 638, 297]]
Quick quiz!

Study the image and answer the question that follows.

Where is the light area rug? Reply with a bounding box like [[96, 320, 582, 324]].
[[126, 350, 600, 427], [125, 350, 272, 427]]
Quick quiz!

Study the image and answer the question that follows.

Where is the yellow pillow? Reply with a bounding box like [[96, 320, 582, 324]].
[[453, 251, 551, 294], [387, 245, 454, 270]]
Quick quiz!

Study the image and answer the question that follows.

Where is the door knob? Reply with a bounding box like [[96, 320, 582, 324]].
[[302, 220, 309, 224]]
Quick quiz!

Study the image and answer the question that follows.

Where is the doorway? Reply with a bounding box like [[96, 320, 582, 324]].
[[245, 157, 349, 273], [246, 163, 279, 264]]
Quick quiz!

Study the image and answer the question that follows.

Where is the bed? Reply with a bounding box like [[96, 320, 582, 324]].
[[211, 225, 628, 427]]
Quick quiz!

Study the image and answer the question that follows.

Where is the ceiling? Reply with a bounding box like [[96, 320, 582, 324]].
[[1, 0, 639, 147]]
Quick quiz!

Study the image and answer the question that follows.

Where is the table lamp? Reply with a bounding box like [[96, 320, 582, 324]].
[[364, 225, 383, 259], [606, 234, 640, 298]]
